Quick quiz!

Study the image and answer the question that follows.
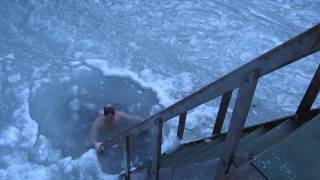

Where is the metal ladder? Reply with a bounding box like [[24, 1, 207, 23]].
[[102, 23, 320, 180]]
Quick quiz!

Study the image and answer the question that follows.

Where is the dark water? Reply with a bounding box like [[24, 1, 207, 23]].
[[29, 69, 158, 173]]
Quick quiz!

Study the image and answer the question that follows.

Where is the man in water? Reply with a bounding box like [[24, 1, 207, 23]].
[[90, 104, 143, 153]]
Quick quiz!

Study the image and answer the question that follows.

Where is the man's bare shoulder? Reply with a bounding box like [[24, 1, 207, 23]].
[[95, 115, 106, 127], [116, 110, 125, 117]]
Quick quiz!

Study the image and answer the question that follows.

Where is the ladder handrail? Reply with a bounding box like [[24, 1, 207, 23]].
[[101, 23, 320, 180], [103, 23, 320, 148]]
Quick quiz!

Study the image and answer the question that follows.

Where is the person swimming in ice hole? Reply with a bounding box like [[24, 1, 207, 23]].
[[90, 104, 143, 154]]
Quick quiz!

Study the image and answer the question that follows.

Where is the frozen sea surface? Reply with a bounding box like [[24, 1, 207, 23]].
[[0, 0, 319, 179]]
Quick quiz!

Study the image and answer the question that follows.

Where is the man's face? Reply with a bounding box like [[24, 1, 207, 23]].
[[105, 114, 115, 123]]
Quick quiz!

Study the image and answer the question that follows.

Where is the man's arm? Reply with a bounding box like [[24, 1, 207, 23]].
[[118, 111, 144, 123], [90, 121, 104, 152], [90, 121, 98, 145]]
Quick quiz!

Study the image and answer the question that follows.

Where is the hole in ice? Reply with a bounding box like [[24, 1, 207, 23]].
[[29, 69, 159, 173]]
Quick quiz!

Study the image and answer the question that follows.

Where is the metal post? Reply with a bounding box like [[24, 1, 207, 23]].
[[152, 118, 163, 180], [177, 112, 187, 140], [123, 135, 131, 180], [213, 90, 233, 136], [215, 70, 260, 179], [296, 64, 320, 114]]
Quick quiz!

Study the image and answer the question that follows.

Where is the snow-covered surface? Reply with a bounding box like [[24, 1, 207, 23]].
[[0, 0, 319, 179]]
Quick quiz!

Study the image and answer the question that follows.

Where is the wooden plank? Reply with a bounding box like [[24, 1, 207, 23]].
[[215, 70, 260, 179], [213, 90, 233, 136], [251, 114, 320, 180], [234, 109, 320, 166], [123, 135, 131, 180], [102, 24, 320, 148], [177, 112, 187, 140], [227, 163, 267, 180], [296, 64, 320, 114], [152, 118, 163, 180], [237, 121, 299, 165], [159, 159, 219, 180], [131, 159, 220, 180]]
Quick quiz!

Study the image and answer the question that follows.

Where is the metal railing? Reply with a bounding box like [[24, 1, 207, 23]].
[[102, 23, 320, 180]]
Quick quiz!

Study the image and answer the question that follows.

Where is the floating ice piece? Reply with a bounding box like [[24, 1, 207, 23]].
[[12, 87, 39, 148], [60, 76, 71, 82], [69, 98, 80, 111], [83, 102, 96, 110], [70, 85, 79, 96], [7, 73, 21, 83], [128, 41, 140, 50], [5, 53, 14, 59], [74, 51, 83, 58], [0, 126, 19, 147], [30, 135, 61, 163], [32, 78, 51, 93], [204, 138, 213, 143], [70, 61, 81, 66]]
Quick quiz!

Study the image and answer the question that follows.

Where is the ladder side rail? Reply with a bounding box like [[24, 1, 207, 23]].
[[296, 64, 320, 114], [123, 136, 131, 180], [177, 112, 187, 140], [215, 70, 260, 179], [213, 90, 233, 136], [151, 118, 163, 180]]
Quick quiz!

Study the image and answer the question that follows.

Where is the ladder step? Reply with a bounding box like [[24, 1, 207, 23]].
[[237, 120, 299, 159], [162, 137, 224, 168]]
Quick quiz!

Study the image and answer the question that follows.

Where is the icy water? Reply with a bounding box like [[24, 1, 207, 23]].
[[0, 0, 320, 179]]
